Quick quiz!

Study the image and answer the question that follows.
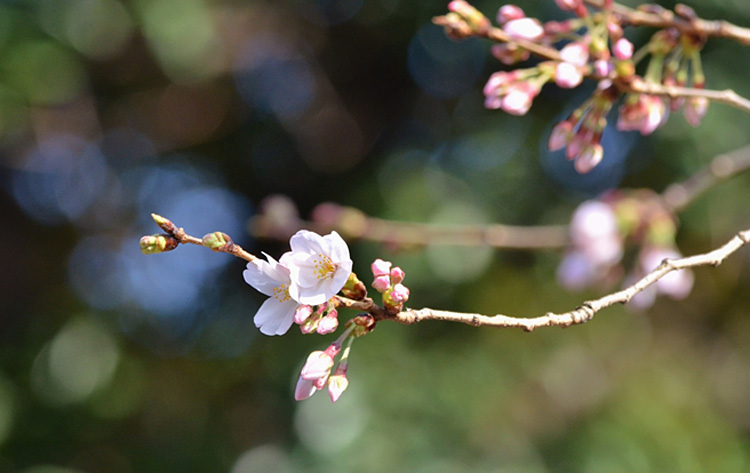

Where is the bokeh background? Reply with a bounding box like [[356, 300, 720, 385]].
[[1, 0, 750, 472]]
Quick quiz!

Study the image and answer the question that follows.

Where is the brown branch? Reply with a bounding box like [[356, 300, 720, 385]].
[[590, 1, 750, 45], [250, 201, 570, 250], [143, 213, 257, 262], [618, 79, 750, 114], [381, 227, 750, 331], [662, 144, 750, 212]]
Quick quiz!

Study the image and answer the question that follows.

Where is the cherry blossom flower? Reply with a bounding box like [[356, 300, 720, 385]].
[[287, 230, 353, 305], [243, 252, 299, 336], [684, 96, 709, 127]]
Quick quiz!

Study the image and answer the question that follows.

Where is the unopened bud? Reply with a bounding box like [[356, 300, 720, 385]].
[[448, 0, 490, 33], [139, 234, 179, 254], [341, 272, 367, 300], [328, 371, 349, 403], [151, 213, 176, 233], [202, 232, 232, 251], [349, 315, 376, 337], [390, 267, 405, 284], [372, 275, 391, 293]]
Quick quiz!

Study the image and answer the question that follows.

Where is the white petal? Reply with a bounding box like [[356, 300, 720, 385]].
[[243, 260, 278, 297], [325, 231, 351, 263], [295, 287, 328, 306], [290, 230, 325, 255], [254, 298, 296, 336]]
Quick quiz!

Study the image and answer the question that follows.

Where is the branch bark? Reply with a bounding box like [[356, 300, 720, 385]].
[[380, 228, 750, 330]]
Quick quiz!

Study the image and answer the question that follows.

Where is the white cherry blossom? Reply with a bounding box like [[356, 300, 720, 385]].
[[287, 230, 353, 305], [243, 252, 298, 336]]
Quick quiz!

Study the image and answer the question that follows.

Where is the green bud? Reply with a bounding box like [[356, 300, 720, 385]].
[[151, 213, 176, 233], [202, 232, 232, 251], [341, 272, 367, 300], [139, 234, 179, 254]]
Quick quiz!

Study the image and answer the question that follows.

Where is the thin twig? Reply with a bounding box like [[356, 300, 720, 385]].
[[250, 202, 570, 250], [662, 144, 750, 212], [587, 0, 750, 45], [619, 79, 750, 114], [379, 227, 750, 330]]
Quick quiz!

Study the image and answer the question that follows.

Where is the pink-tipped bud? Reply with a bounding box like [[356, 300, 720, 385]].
[[372, 275, 391, 292], [501, 85, 536, 116], [294, 305, 314, 325], [574, 143, 604, 174], [594, 59, 611, 77], [316, 313, 339, 335], [559, 42, 589, 67], [371, 258, 392, 277], [294, 376, 317, 401], [390, 267, 405, 284], [490, 43, 530, 65], [613, 38, 633, 60], [548, 120, 574, 151], [555, 0, 582, 12], [684, 96, 708, 127], [503, 17, 544, 41], [555, 62, 583, 88], [497, 4, 525, 25], [327, 374, 349, 403], [390, 283, 410, 303], [300, 350, 335, 381]]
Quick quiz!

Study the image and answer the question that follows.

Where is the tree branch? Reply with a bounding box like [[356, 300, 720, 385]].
[[619, 79, 750, 114], [590, 1, 750, 45], [662, 144, 750, 212], [382, 227, 750, 331]]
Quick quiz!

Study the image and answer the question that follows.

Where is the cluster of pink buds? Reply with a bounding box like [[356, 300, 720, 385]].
[[557, 190, 693, 309], [294, 301, 339, 335], [435, 0, 714, 174], [370, 259, 410, 312], [295, 315, 375, 403]]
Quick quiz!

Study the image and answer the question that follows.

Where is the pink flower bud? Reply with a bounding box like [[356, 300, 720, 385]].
[[612, 38, 633, 60], [501, 85, 535, 116], [316, 314, 339, 335], [294, 376, 317, 401], [503, 18, 544, 41], [548, 120, 574, 151], [390, 283, 410, 303], [490, 44, 530, 65], [555, 62, 583, 88], [372, 274, 391, 292], [497, 4, 525, 25], [684, 96, 708, 127], [294, 305, 314, 325], [370, 258, 392, 277], [555, 0, 581, 12], [390, 267, 405, 284], [300, 350, 335, 381], [559, 42, 589, 67], [574, 143, 604, 173], [327, 374, 349, 403], [594, 59, 611, 77]]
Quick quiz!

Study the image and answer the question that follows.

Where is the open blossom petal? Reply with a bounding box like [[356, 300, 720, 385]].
[[243, 253, 298, 336], [288, 230, 353, 305]]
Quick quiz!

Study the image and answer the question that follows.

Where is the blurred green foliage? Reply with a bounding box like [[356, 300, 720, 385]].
[[0, 0, 749, 472]]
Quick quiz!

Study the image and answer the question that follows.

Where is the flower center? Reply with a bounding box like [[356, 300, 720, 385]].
[[313, 254, 337, 280], [273, 283, 291, 302]]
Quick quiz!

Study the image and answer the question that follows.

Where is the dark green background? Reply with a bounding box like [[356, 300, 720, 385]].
[[1, 0, 749, 472]]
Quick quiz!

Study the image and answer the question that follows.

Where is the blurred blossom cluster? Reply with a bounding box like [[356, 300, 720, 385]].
[[557, 191, 693, 309], [440, 0, 712, 173]]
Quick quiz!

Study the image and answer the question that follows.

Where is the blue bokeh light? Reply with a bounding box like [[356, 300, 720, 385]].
[[11, 135, 111, 225], [234, 37, 316, 120]]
